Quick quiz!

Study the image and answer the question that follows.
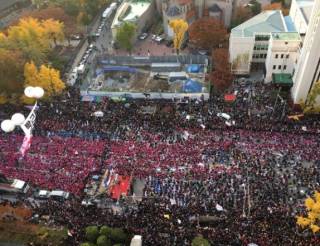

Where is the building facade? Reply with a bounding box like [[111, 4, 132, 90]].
[[162, 0, 233, 38], [111, 0, 155, 41], [291, 0, 320, 104]]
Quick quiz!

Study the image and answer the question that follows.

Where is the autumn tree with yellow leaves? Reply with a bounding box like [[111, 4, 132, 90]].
[[22, 61, 65, 103], [0, 17, 64, 103], [0, 17, 64, 64], [169, 19, 188, 54], [297, 191, 320, 233]]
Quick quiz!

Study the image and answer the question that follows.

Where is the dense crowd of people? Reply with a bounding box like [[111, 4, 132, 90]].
[[1, 83, 320, 245]]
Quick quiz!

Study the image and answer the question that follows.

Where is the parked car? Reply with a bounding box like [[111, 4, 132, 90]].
[[49, 190, 70, 201], [70, 34, 82, 40], [155, 36, 164, 44], [35, 190, 50, 199], [139, 33, 148, 40]]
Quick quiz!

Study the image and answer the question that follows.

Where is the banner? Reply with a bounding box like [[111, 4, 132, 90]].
[[20, 135, 32, 157]]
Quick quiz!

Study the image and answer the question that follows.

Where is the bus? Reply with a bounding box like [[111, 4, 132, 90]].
[[0, 178, 30, 195]]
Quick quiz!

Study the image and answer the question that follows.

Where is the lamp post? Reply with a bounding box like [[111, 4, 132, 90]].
[[1, 86, 44, 157]]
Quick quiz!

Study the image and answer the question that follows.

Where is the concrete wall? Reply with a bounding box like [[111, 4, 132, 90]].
[[229, 34, 255, 74], [291, 0, 320, 104], [289, 0, 309, 35]]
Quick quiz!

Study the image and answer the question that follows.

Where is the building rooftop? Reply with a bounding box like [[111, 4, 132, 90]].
[[231, 11, 287, 37], [271, 32, 301, 41], [111, 0, 151, 27], [284, 16, 297, 32], [167, 6, 181, 17], [208, 4, 222, 13], [296, 0, 314, 24]]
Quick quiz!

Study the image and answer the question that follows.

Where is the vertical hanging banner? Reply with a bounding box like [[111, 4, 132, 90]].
[[19, 102, 38, 157], [20, 135, 33, 157]]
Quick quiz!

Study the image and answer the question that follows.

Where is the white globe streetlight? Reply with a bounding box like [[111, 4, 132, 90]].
[[33, 87, 44, 99], [11, 113, 26, 126], [1, 119, 15, 133], [24, 86, 35, 98]]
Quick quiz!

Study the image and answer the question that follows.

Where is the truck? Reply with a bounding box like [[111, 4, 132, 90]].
[[0, 178, 30, 195]]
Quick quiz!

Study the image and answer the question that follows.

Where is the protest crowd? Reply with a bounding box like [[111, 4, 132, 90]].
[[1, 83, 320, 245]]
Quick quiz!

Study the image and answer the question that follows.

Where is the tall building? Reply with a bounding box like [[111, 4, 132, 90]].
[[291, 0, 320, 104], [161, 0, 233, 38]]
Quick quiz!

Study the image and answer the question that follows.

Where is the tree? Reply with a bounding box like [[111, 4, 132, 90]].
[[263, 2, 289, 15], [19, 7, 78, 41], [210, 48, 233, 92], [231, 6, 252, 28], [109, 228, 128, 243], [188, 17, 227, 50], [297, 191, 320, 233], [2, 17, 64, 64], [169, 19, 188, 54], [80, 243, 96, 246], [249, 0, 261, 15], [0, 49, 25, 96], [24, 61, 65, 99], [303, 80, 320, 113], [116, 22, 136, 52], [100, 226, 113, 237], [85, 226, 100, 243], [96, 235, 112, 246], [192, 236, 211, 246]]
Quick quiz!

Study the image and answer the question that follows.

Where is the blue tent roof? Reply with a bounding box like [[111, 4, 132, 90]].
[[187, 64, 201, 73], [183, 79, 202, 93]]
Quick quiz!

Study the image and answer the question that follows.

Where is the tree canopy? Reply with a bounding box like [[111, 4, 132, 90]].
[[188, 17, 227, 50], [169, 19, 188, 54], [116, 22, 136, 52], [210, 48, 233, 92], [297, 191, 320, 233], [192, 235, 211, 246]]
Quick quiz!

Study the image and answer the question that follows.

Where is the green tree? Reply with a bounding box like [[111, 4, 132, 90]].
[[192, 236, 210, 246], [85, 226, 100, 243], [100, 226, 113, 237], [109, 228, 128, 243], [97, 235, 112, 246], [80, 243, 96, 246], [116, 22, 136, 52]]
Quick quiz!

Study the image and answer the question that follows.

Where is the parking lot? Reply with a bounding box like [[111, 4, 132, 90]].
[[112, 34, 191, 56]]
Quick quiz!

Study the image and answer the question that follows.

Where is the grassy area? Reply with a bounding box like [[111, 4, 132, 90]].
[[0, 221, 68, 246]]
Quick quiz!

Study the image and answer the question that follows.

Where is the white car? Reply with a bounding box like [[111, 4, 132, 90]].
[[155, 36, 164, 43], [139, 33, 148, 40], [37, 190, 50, 199]]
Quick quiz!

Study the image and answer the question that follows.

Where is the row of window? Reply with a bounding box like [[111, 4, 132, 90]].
[[253, 53, 267, 59], [275, 54, 290, 59], [273, 65, 287, 70], [255, 35, 270, 41], [254, 45, 268, 50]]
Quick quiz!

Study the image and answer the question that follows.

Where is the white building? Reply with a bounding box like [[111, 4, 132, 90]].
[[264, 32, 301, 83], [111, 0, 155, 41], [289, 0, 314, 36], [291, 0, 320, 105], [229, 10, 295, 75]]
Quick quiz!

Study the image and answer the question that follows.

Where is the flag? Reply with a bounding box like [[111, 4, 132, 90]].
[[20, 135, 32, 157]]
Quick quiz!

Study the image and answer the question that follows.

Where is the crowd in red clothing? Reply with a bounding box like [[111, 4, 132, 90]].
[[0, 135, 106, 195]]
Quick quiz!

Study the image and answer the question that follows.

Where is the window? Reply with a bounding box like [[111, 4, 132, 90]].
[[273, 65, 276, 70], [284, 65, 287, 70], [281, 54, 284, 58], [260, 54, 264, 58], [278, 65, 281, 69], [275, 54, 278, 58], [264, 54, 267, 58], [286, 54, 289, 58]]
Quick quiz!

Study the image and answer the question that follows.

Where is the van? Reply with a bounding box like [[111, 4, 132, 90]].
[[49, 190, 70, 201]]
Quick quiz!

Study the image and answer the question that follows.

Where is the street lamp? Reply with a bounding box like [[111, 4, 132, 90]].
[[1, 86, 44, 157]]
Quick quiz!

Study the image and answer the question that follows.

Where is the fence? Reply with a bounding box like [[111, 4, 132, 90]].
[[96, 55, 210, 66]]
